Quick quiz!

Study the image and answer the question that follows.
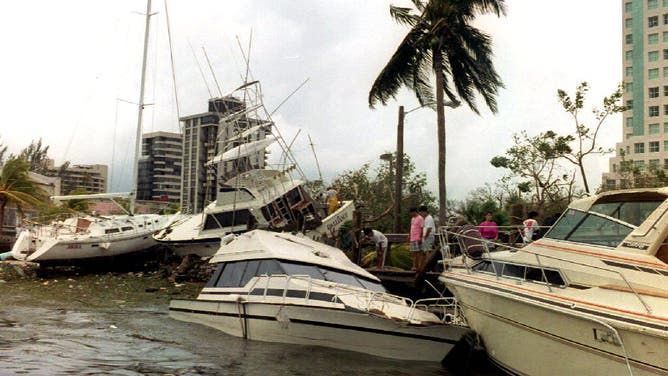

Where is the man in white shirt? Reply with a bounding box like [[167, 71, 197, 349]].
[[523, 211, 540, 244], [363, 227, 388, 269], [419, 205, 436, 257]]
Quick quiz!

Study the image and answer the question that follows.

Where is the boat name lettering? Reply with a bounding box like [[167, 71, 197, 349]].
[[621, 241, 649, 250], [326, 213, 349, 232], [67, 244, 82, 249]]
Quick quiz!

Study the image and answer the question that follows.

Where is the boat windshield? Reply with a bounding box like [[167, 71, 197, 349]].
[[588, 200, 662, 226], [545, 209, 634, 247]]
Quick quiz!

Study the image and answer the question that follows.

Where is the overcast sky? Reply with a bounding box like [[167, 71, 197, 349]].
[[0, 0, 621, 200]]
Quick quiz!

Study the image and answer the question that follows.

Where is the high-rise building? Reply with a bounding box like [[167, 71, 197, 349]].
[[44, 159, 107, 194], [137, 131, 182, 204], [180, 96, 270, 214], [604, 0, 668, 189]]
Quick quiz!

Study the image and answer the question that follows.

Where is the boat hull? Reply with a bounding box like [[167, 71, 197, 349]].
[[444, 273, 668, 376], [169, 298, 467, 362]]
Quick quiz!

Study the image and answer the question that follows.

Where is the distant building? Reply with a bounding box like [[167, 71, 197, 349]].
[[180, 96, 270, 214], [44, 159, 107, 194], [137, 131, 182, 204], [603, 1, 668, 189]]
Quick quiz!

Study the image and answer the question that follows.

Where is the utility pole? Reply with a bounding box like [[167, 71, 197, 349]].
[[394, 106, 404, 233]]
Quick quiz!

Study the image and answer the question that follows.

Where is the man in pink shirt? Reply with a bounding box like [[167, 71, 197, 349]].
[[408, 207, 424, 271]]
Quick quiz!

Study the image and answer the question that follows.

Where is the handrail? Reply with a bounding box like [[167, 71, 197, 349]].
[[441, 227, 653, 315]]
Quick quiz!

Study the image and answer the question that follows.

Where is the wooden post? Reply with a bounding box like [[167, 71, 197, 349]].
[[394, 105, 404, 233]]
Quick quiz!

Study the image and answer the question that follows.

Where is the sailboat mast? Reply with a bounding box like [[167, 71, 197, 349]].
[[131, 0, 153, 214]]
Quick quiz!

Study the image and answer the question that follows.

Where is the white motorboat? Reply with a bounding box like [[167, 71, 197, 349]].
[[11, 211, 171, 264], [169, 229, 469, 362], [441, 188, 668, 375]]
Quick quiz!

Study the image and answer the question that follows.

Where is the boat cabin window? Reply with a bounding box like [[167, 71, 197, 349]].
[[121, 226, 133, 232], [472, 260, 566, 287], [589, 200, 662, 226], [545, 209, 634, 247], [206, 259, 385, 292], [105, 228, 120, 234], [203, 209, 252, 230]]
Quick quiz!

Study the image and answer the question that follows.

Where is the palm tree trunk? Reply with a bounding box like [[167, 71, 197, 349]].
[[434, 48, 447, 226]]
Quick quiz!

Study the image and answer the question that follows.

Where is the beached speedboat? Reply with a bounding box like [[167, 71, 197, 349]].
[[441, 188, 668, 375], [169, 229, 468, 362]]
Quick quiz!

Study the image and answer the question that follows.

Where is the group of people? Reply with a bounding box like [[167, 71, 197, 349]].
[[362, 207, 546, 272], [362, 205, 436, 271], [477, 210, 542, 246]]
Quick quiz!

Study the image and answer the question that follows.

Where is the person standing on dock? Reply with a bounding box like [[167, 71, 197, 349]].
[[363, 227, 388, 269], [419, 206, 435, 258], [478, 211, 498, 249], [408, 207, 424, 271]]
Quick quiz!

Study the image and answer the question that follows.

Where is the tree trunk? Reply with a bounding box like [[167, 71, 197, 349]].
[[394, 106, 404, 233], [434, 48, 447, 226], [578, 158, 590, 193], [0, 200, 5, 240]]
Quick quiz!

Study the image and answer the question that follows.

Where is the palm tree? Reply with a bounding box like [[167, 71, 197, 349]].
[[0, 157, 47, 233], [369, 0, 505, 225]]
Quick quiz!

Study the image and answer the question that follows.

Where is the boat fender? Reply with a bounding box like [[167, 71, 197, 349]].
[[100, 242, 111, 250]]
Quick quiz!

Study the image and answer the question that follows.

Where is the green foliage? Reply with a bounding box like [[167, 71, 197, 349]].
[[65, 188, 90, 213], [457, 199, 507, 226], [557, 82, 625, 193], [491, 130, 577, 209], [329, 153, 435, 232], [18, 138, 50, 174], [0, 157, 48, 228]]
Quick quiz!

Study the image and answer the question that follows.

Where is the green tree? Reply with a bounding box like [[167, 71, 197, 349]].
[[18, 138, 50, 174], [330, 153, 436, 232], [0, 157, 47, 230], [368, 0, 506, 226], [491, 130, 576, 209], [557, 82, 625, 193]]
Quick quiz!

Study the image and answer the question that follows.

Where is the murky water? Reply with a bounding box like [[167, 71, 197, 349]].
[[0, 272, 499, 375]]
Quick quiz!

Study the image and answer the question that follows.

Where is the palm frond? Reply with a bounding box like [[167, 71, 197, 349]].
[[390, 5, 420, 27], [369, 26, 429, 108]]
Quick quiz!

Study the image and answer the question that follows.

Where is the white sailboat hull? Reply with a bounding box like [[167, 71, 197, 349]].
[[169, 298, 467, 362], [444, 273, 668, 376]]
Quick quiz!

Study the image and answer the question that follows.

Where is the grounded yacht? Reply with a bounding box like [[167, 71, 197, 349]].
[[11, 209, 171, 264], [441, 188, 668, 375], [169, 229, 468, 362], [153, 169, 355, 257]]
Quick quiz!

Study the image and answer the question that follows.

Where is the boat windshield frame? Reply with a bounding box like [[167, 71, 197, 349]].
[[544, 208, 636, 248]]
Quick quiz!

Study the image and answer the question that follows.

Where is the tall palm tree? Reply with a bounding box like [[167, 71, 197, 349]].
[[369, 0, 505, 225], [0, 157, 47, 233]]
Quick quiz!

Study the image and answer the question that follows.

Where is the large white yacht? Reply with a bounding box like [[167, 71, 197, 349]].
[[169, 229, 469, 362], [441, 188, 668, 375], [153, 169, 355, 257], [11, 210, 171, 264]]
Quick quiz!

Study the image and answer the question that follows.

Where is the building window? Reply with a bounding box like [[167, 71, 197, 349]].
[[626, 50, 634, 62], [627, 66, 634, 77], [650, 86, 660, 97], [627, 133, 633, 139], [634, 161, 646, 171], [626, 146, 631, 155], [650, 51, 660, 61], [650, 105, 660, 116], [650, 123, 661, 134], [649, 68, 660, 79], [626, 34, 633, 44], [626, 82, 634, 93], [627, 117, 634, 127], [664, 66, 668, 77], [665, 14, 668, 23], [627, 1, 633, 11], [664, 159, 668, 168], [650, 159, 660, 170], [627, 100, 634, 110], [613, 164, 618, 173], [650, 16, 659, 27], [665, 0, 668, 7], [664, 122, 668, 132], [650, 0, 659, 9], [635, 142, 645, 153], [650, 141, 660, 152], [665, 104, 668, 115], [626, 18, 633, 29], [649, 33, 659, 44], [665, 141, 668, 151]]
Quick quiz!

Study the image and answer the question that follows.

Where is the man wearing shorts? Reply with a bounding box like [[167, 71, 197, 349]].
[[408, 207, 424, 271], [419, 205, 436, 258]]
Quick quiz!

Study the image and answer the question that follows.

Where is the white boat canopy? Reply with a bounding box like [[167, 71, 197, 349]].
[[207, 136, 276, 165]]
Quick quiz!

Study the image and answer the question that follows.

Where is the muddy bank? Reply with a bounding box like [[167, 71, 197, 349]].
[[0, 261, 39, 282]]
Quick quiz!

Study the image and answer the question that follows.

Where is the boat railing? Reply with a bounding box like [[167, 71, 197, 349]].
[[247, 274, 465, 324], [441, 227, 653, 315]]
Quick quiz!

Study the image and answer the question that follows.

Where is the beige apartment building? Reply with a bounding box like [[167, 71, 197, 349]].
[[44, 159, 108, 194], [604, 0, 668, 189]]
